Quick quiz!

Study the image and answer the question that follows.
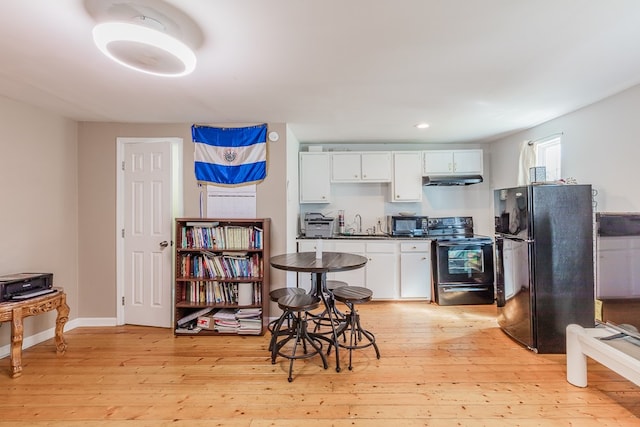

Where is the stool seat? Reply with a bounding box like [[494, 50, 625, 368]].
[[278, 293, 321, 312], [326, 280, 348, 291], [332, 286, 372, 304], [267, 287, 308, 347], [269, 287, 306, 302]]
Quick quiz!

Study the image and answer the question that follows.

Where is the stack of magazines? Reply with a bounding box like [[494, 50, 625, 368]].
[[236, 308, 262, 335], [212, 308, 239, 333]]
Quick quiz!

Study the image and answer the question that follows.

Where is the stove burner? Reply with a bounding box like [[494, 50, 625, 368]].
[[427, 216, 492, 243], [431, 235, 493, 244]]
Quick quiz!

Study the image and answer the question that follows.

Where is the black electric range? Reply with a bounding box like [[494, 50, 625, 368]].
[[428, 216, 495, 306]]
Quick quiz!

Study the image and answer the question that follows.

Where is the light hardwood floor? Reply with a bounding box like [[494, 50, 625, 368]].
[[1, 301, 638, 426]]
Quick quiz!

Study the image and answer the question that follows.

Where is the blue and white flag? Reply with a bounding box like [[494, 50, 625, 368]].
[[192, 124, 267, 185]]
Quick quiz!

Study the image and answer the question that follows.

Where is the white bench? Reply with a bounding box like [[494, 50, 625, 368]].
[[566, 324, 640, 387]]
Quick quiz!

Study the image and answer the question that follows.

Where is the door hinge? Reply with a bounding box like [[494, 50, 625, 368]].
[[122, 229, 125, 238], [121, 161, 125, 171], [121, 296, 125, 306]]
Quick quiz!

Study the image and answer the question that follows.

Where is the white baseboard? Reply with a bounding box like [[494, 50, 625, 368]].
[[0, 317, 117, 359]]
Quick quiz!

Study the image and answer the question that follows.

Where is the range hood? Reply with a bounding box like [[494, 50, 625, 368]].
[[422, 175, 483, 186]]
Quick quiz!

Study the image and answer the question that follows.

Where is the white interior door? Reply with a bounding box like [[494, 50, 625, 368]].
[[121, 139, 175, 327]]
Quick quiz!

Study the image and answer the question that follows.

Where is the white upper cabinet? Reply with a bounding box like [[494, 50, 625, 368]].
[[361, 152, 392, 181], [391, 151, 422, 202], [423, 149, 483, 175], [299, 152, 331, 203], [331, 152, 392, 182]]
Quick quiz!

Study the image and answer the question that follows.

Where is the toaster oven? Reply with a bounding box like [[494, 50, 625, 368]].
[[387, 215, 429, 237]]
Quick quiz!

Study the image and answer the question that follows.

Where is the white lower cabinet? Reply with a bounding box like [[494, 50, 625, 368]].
[[296, 239, 431, 300], [363, 242, 398, 300], [399, 242, 431, 299]]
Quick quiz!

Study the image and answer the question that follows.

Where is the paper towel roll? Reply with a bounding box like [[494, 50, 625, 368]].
[[238, 282, 253, 306]]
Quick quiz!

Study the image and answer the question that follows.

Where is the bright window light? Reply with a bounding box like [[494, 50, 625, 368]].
[[536, 136, 562, 181]]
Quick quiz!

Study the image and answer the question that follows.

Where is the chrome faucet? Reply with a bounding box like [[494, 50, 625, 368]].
[[354, 214, 362, 233]]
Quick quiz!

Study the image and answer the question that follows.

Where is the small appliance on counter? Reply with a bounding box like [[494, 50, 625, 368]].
[[303, 212, 335, 238], [387, 215, 429, 237]]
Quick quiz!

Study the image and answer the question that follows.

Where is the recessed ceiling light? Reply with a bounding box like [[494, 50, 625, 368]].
[[92, 20, 196, 77], [415, 122, 430, 129]]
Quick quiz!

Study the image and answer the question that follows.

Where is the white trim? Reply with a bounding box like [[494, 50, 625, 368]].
[[115, 137, 183, 326]]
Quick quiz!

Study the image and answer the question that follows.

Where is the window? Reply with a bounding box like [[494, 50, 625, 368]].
[[535, 135, 561, 181]]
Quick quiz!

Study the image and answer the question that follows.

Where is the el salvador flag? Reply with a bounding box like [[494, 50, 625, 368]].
[[192, 124, 267, 185]]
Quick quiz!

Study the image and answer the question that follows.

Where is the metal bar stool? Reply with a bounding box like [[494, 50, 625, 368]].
[[331, 286, 381, 370], [267, 287, 307, 352], [271, 293, 329, 382]]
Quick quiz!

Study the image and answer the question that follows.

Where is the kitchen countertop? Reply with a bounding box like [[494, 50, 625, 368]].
[[298, 234, 433, 240]]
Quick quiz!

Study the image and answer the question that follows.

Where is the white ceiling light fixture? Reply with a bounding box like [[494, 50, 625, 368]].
[[92, 16, 196, 77], [415, 122, 430, 129]]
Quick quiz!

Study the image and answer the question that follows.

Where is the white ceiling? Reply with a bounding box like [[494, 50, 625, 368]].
[[2, 0, 640, 144]]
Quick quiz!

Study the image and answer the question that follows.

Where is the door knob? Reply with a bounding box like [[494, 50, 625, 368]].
[[160, 241, 169, 248]]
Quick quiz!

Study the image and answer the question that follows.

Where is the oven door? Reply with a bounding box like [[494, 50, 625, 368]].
[[433, 239, 495, 305], [434, 240, 494, 285]]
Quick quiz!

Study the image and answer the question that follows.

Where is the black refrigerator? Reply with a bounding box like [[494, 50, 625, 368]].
[[494, 184, 594, 354]]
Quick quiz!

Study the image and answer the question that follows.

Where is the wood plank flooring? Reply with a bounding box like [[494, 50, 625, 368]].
[[1, 301, 639, 426]]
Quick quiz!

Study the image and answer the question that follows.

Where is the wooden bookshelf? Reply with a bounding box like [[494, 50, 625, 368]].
[[173, 218, 270, 336]]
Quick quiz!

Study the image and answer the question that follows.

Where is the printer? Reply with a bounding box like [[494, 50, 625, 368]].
[[0, 273, 54, 302], [303, 212, 335, 238]]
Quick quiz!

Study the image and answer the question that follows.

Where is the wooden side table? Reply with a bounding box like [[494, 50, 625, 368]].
[[0, 288, 69, 378]]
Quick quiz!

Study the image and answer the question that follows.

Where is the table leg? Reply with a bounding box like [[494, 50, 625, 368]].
[[10, 307, 24, 378], [314, 273, 341, 372], [54, 294, 69, 354], [566, 324, 588, 387]]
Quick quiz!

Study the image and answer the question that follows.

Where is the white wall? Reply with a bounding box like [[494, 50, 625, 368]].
[[0, 95, 79, 347], [489, 83, 640, 213]]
